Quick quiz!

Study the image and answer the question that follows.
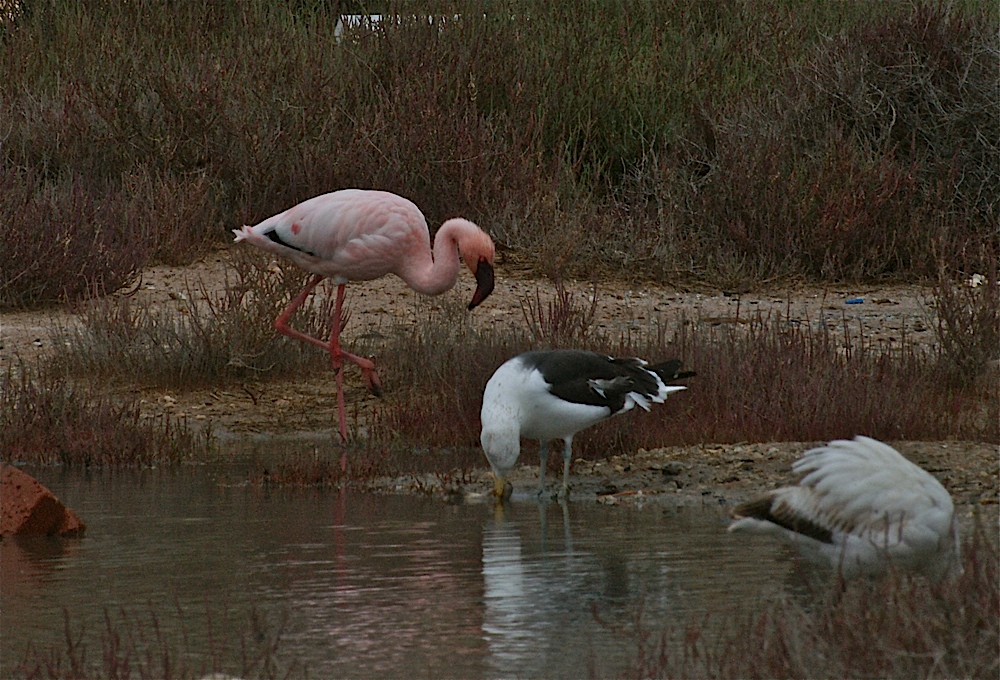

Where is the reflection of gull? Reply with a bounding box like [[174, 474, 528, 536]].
[[538, 500, 573, 555], [481, 518, 535, 668], [481, 503, 582, 677], [728, 436, 959, 579]]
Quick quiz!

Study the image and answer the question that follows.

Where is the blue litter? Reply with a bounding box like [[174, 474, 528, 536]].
[[845, 297, 864, 305]]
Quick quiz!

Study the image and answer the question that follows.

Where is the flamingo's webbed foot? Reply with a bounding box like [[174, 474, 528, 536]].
[[362, 361, 383, 398]]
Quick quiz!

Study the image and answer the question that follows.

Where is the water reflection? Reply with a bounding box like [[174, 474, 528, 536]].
[[479, 500, 795, 678], [237, 492, 490, 677], [3, 466, 793, 679], [0, 535, 82, 595], [482, 501, 593, 678]]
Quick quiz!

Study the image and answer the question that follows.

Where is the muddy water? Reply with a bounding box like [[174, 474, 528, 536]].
[[1, 462, 800, 679]]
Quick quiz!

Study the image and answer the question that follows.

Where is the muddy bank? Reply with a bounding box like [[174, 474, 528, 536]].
[[362, 440, 999, 512]]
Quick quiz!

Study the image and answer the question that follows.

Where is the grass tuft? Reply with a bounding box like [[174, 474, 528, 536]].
[[51, 251, 335, 388], [932, 259, 999, 389], [12, 605, 298, 680], [0, 361, 209, 468], [367, 295, 998, 466], [521, 279, 599, 348], [0, 169, 151, 310], [247, 438, 481, 494]]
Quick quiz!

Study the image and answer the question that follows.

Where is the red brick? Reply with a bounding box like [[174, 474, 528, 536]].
[[1, 465, 86, 537]]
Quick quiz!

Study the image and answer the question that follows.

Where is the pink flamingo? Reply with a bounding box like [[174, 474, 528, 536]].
[[233, 189, 496, 467]]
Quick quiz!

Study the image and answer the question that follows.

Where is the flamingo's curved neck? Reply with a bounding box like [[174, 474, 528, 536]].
[[399, 220, 464, 296]]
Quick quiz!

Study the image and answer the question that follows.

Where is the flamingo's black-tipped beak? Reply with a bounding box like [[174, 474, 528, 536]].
[[468, 259, 495, 310]]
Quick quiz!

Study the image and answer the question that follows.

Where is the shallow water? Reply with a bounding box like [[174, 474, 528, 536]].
[[2, 462, 800, 678]]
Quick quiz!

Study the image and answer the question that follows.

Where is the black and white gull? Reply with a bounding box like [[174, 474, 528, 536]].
[[480, 349, 693, 501]]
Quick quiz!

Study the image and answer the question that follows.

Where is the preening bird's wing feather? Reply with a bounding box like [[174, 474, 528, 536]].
[[730, 436, 958, 577], [729, 489, 835, 543], [649, 359, 696, 382], [792, 437, 953, 536], [732, 437, 954, 545]]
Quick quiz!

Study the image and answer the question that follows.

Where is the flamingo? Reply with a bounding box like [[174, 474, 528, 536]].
[[233, 189, 495, 466], [480, 350, 694, 501], [728, 436, 959, 579]]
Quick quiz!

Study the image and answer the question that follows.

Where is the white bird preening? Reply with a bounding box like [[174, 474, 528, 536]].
[[728, 436, 960, 579], [480, 349, 694, 501], [234, 189, 495, 468]]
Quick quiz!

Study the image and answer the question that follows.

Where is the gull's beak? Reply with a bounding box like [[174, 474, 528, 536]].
[[468, 259, 495, 310], [493, 474, 512, 503]]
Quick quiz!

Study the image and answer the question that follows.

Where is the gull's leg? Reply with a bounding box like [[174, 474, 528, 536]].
[[537, 440, 549, 498], [559, 436, 574, 499]]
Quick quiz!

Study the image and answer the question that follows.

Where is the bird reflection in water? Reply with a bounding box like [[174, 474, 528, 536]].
[[481, 500, 591, 677]]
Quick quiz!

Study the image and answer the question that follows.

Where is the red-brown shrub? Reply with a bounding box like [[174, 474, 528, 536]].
[[0, 169, 150, 309]]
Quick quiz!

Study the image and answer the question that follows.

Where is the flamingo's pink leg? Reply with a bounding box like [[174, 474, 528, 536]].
[[274, 275, 328, 350], [273, 277, 383, 463], [345, 350, 381, 396], [275, 277, 382, 389], [327, 284, 382, 397], [331, 284, 349, 465], [334, 358, 348, 465]]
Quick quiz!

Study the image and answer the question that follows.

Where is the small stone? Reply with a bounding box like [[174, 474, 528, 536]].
[[660, 462, 684, 476]]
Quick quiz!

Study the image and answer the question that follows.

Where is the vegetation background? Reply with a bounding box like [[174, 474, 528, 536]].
[[2, 0, 997, 308]]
